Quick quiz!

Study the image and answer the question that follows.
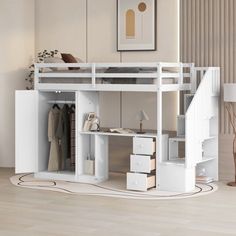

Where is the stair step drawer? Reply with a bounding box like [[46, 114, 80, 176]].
[[127, 172, 156, 191], [133, 137, 156, 155], [130, 154, 156, 173]]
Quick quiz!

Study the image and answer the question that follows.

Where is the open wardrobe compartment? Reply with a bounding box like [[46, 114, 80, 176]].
[[15, 90, 77, 181]]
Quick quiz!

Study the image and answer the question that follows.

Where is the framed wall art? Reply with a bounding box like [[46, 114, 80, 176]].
[[117, 0, 156, 51]]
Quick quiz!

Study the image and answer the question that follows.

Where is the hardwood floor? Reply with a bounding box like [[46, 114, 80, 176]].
[[1, 168, 236, 236]]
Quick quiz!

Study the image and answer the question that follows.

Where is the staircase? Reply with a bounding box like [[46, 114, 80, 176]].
[[158, 67, 220, 192]]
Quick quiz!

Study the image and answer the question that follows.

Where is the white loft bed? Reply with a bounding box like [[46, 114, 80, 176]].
[[15, 62, 220, 193]]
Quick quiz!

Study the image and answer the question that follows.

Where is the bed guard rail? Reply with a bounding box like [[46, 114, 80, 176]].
[[34, 62, 196, 91]]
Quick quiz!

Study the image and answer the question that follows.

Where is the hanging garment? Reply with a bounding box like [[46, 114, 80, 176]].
[[56, 104, 70, 170], [48, 107, 60, 171], [69, 106, 76, 168]]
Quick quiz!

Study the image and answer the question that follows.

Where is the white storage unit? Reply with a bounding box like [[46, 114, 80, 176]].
[[15, 62, 220, 193], [15, 90, 77, 181], [128, 137, 156, 191], [127, 135, 168, 191]]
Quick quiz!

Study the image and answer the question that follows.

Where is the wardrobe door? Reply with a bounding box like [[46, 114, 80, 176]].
[[15, 90, 38, 173]]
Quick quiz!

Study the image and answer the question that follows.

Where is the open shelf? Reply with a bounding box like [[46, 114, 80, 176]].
[[198, 156, 216, 164]]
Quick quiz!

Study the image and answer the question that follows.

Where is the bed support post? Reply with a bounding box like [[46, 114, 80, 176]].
[[34, 64, 39, 90], [157, 62, 162, 189], [190, 63, 196, 94], [92, 63, 96, 88]]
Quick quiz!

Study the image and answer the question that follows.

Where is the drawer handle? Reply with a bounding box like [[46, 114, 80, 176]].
[[133, 181, 138, 185]]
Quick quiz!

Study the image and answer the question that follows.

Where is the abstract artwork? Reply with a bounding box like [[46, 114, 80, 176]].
[[117, 0, 156, 51]]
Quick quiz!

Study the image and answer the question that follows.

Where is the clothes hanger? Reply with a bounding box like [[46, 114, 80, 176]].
[[52, 91, 61, 110], [52, 103, 60, 110]]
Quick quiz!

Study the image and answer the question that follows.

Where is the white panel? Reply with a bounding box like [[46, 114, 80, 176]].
[[35, 0, 87, 61], [77, 134, 91, 176], [15, 90, 38, 173], [95, 135, 109, 180], [158, 164, 195, 192], [38, 93, 52, 172]]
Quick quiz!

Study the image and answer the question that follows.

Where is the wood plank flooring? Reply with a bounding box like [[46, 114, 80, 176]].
[[1, 168, 236, 236]]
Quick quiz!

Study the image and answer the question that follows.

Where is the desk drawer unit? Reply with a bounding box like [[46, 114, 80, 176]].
[[127, 172, 156, 191], [133, 137, 156, 155], [130, 154, 156, 173]]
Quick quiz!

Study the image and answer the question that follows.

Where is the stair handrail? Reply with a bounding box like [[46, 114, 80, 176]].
[[185, 67, 220, 168]]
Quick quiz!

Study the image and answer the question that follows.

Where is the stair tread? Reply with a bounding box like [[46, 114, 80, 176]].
[[163, 158, 185, 165]]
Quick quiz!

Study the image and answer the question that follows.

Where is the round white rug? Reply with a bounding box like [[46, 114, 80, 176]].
[[10, 173, 218, 200]]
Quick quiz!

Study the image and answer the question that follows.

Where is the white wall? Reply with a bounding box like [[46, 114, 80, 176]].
[[35, 0, 179, 131], [0, 0, 35, 167], [35, 0, 87, 61]]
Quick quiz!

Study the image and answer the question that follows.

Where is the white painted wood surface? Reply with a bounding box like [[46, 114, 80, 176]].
[[15, 91, 38, 173], [15, 63, 220, 193]]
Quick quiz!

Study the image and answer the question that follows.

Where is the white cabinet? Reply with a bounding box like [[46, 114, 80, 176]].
[[15, 90, 76, 180], [127, 136, 158, 191]]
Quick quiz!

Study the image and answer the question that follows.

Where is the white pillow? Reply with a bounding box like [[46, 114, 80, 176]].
[[44, 56, 84, 71], [44, 57, 66, 71]]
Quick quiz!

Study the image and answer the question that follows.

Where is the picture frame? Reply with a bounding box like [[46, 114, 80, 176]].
[[117, 0, 157, 51]]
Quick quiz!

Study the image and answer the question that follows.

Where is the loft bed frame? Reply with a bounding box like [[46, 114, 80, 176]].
[[15, 62, 220, 193]]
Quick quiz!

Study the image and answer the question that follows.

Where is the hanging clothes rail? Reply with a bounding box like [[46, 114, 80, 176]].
[[48, 100, 75, 104]]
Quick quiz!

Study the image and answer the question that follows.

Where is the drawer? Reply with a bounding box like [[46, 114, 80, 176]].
[[127, 172, 156, 191], [133, 137, 156, 155], [130, 154, 156, 173]]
